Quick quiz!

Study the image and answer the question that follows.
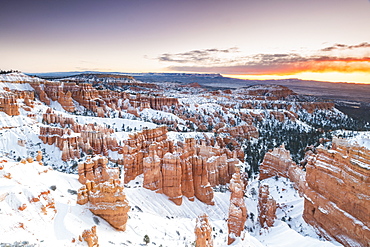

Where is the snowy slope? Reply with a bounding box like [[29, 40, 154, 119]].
[[0, 159, 342, 247], [0, 72, 44, 83]]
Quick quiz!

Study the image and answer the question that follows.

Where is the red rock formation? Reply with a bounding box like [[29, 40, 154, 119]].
[[258, 184, 277, 228], [162, 152, 182, 205], [78, 156, 119, 184], [77, 155, 129, 231], [143, 145, 163, 193], [180, 158, 195, 201], [217, 124, 259, 140], [259, 144, 305, 194], [244, 85, 296, 100], [0, 93, 20, 116], [195, 214, 213, 247], [66, 83, 99, 112], [299, 102, 334, 114], [81, 226, 99, 247], [35, 151, 43, 162], [131, 94, 179, 111], [42, 108, 75, 127], [206, 154, 238, 187], [39, 116, 119, 161], [227, 168, 247, 245], [77, 178, 130, 231], [303, 137, 370, 247], [116, 126, 246, 206], [58, 90, 75, 112], [192, 156, 214, 205]]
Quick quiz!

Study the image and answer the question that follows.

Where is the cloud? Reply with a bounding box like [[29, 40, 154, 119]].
[[321, 42, 370, 51], [158, 47, 239, 64], [159, 43, 370, 76]]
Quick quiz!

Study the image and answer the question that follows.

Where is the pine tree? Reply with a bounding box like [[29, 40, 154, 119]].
[[143, 234, 150, 245]]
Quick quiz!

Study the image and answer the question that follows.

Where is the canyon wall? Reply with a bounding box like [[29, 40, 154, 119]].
[[303, 137, 370, 247], [259, 144, 306, 194], [259, 138, 370, 247]]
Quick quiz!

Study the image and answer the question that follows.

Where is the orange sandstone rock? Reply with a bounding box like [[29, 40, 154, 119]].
[[77, 178, 130, 231], [195, 214, 213, 247], [81, 226, 99, 247], [258, 184, 277, 228], [162, 152, 182, 205], [78, 156, 119, 184], [259, 144, 305, 194], [192, 156, 214, 205], [303, 137, 370, 247], [143, 145, 163, 193], [227, 169, 247, 245], [36, 151, 43, 162], [0, 93, 20, 116]]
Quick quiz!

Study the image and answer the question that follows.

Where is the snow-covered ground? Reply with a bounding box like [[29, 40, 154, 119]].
[[346, 131, 370, 150], [0, 159, 342, 247]]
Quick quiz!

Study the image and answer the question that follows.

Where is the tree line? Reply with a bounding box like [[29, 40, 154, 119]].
[[0, 69, 20, 74]]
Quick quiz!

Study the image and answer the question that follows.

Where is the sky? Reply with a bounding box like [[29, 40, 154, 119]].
[[1, 0, 370, 83]]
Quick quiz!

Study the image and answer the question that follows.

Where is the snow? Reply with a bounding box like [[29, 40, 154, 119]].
[[347, 131, 370, 150], [0, 160, 343, 247], [140, 108, 186, 124], [50, 100, 67, 112], [258, 221, 337, 247], [167, 131, 214, 142], [0, 82, 34, 92], [247, 177, 342, 247], [73, 115, 157, 131], [0, 72, 44, 84]]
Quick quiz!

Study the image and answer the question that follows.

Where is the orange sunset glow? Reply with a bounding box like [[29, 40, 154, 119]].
[[226, 72, 370, 84], [225, 58, 370, 84]]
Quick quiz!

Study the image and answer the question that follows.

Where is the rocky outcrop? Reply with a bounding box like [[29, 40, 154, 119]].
[[216, 124, 259, 141], [259, 138, 370, 247], [40, 81, 76, 112], [259, 144, 305, 194], [299, 102, 334, 114], [77, 178, 130, 231], [192, 156, 215, 205], [78, 156, 119, 184], [143, 145, 163, 192], [77, 155, 130, 231], [0, 93, 20, 116], [30, 83, 51, 105], [195, 214, 213, 247], [258, 184, 277, 228], [118, 126, 245, 206], [303, 137, 370, 247], [243, 85, 296, 100], [132, 94, 179, 110], [39, 111, 119, 161], [67, 83, 100, 112], [80, 226, 99, 247], [42, 108, 75, 127], [162, 153, 183, 205], [227, 168, 247, 245], [58, 90, 75, 112]]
